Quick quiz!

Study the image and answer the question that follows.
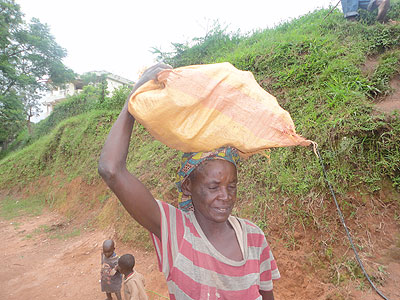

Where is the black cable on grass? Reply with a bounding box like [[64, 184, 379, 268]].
[[314, 146, 391, 300]]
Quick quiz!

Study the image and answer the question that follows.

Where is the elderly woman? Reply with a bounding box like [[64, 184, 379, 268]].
[[98, 63, 280, 300]]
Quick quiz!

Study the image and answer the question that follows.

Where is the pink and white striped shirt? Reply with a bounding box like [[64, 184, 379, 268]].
[[151, 200, 280, 300]]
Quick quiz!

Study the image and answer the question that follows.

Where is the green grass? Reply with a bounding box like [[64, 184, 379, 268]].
[[27, 223, 82, 240], [0, 110, 119, 186], [0, 196, 45, 219], [2, 6, 399, 195], [154, 6, 400, 196], [49, 228, 81, 240]]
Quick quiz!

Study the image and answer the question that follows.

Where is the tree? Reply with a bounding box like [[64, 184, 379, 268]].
[[0, 0, 75, 148], [151, 20, 241, 68], [0, 93, 24, 149], [80, 72, 109, 103]]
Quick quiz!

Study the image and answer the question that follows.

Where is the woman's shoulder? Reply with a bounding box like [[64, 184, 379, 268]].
[[156, 199, 183, 212], [234, 216, 261, 229], [234, 216, 266, 236], [155, 199, 190, 221]]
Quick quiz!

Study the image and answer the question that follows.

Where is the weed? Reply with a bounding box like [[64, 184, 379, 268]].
[[369, 50, 400, 96], [12, 222, 21, 230], [99, 194, 110, 204], [39, 224, 52, 232], [0, 196, 45, 219], [49, 228, 81, 240]]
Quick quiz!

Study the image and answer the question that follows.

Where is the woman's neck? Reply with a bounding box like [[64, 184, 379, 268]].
[[194, 212, 232, 239], [194, 212, 243, 261]]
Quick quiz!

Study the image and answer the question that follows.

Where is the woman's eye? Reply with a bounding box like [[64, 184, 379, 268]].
[[229, 185, 237, 189], [208, 186, 218, 190]]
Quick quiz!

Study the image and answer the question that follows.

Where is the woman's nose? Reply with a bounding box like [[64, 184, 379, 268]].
[[218, 187, 229, 200]]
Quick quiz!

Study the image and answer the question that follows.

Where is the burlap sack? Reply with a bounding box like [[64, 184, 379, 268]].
[[128, 62, 310, 157]]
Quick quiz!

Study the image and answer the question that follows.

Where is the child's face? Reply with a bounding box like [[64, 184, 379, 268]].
[[118, 263, 131, 276], [103, 245, 114, 258]]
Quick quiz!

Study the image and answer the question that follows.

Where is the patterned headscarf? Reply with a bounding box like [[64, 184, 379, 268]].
[[176, 146, 240, 211]]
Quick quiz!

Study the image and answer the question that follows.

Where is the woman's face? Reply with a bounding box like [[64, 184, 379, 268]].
[[186, 160, 237, 224]]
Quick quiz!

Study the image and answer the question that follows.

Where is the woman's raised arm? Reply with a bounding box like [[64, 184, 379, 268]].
[[98, 63, 171, 239]]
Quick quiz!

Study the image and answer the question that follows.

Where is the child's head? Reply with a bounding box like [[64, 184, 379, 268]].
[[102, 239, 115, 258], [118, 254, 135, 276]]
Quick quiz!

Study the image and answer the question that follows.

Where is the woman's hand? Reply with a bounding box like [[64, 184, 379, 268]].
[[131, 63, 172, 96], [260, 290, 275, 300], [139, 63, 172, 83]]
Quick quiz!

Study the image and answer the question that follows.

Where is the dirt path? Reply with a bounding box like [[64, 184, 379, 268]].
[[0, 210, 168, 300], [375, 74, 400, 114], [1, 207, 400, 300]]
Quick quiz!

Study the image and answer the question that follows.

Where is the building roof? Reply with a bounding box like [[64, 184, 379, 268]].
[[91, 70, 135, 85]]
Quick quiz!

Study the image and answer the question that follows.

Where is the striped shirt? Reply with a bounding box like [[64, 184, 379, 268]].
[[150, 200, 280, 300]]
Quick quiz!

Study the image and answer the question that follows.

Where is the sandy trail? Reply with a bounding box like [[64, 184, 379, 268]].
[[0, 211, 168, 300]]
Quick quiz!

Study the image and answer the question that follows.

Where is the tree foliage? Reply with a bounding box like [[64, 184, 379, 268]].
[[0, 0, 75, 148], [151, 21, 242, 67], [80, 72, 109, 103]]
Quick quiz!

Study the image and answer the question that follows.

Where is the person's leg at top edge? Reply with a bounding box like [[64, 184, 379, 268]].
[[366, 0, 390, 21], [341, 0, 360, 20], [377, 0, 390, 22]]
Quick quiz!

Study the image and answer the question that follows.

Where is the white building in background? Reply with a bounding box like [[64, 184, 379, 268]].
[[33, 71, 134, 123], [40, 81, 82, 121], [93, 71, 135, 95]]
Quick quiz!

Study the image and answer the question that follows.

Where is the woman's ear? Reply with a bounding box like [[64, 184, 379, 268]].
[[181, 178, 192, 197]]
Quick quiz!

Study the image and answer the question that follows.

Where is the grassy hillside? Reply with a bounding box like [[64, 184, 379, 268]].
[[1, 5, 400, 296], [159, 7, 400, 194]]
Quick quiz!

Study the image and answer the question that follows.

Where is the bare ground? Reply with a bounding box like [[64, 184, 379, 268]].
[[1, 204, 399, 300], [375, 74, 400, 114], [1, 175, 400, 300], [362, 55, 400, 114], [0, 210, 168, 300]]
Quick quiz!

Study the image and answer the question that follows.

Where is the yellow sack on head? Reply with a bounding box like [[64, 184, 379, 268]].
[[128, 62, 310, 157]]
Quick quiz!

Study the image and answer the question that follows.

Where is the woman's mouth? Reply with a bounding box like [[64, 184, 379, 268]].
[[214, 207, 230, 213]]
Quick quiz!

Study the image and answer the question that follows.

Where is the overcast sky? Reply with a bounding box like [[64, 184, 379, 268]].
[[17, 0, 339, 82]]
